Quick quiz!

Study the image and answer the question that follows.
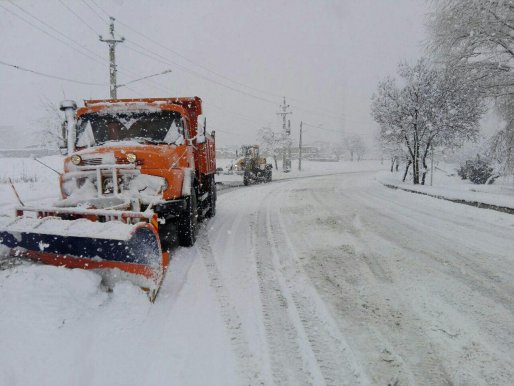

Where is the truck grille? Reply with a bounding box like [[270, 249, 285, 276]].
[[79, 157, 143, 166], [116, 157, 144, 166], [81, 158, 103, 166]]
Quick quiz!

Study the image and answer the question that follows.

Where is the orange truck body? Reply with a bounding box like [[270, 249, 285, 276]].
[[66, 97, 216, 200]]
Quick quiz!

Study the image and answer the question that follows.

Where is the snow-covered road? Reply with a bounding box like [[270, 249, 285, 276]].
[[1, 170, 513, 385]]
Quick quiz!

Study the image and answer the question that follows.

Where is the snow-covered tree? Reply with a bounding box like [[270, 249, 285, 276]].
[[371, 58, 485, 184], [34, 98, 64, 149], [430, 0, 514, 175], [331, 142, 345, 161], [430, 0, 514, 93], [379, 137, 405, 172], [344, 134, 367, 161], [257, 127, 281, 170], [486, 114, 514, 176]]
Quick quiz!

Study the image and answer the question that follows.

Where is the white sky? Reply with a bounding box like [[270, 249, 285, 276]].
[[0, 0, 428, 148]]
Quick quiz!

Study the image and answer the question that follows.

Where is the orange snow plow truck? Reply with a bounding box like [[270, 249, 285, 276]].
[[0, 97, 216, 300]]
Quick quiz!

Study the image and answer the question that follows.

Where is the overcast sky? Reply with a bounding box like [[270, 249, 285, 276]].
[[0, 0, 428, 148]]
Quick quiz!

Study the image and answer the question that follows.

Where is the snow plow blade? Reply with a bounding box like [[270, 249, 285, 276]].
[[0, 213, 167, 301]]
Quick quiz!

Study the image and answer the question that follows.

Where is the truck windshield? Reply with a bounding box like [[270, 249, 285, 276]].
[[76, 110, 183, 147]]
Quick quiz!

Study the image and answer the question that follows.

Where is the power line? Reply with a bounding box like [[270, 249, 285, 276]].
[[1, 2, 107, 68], [4, 1, 342, 138], [57, 0, 99, 35], [7, 0, 104, 59], [0, 3, 106, 69], [80, 0, 108, 22], [123, 40, 343, 131], [0, 60, 106, 86], [124, 40, 344, 121], [0, 2, 271, 134], [16, 0, 343, 122], [84, 1, 345, 119], [117, 19, 286, 99], [1, 2, 171, 97], [302, 121, 343, 134], [123, 40, 280, 106]]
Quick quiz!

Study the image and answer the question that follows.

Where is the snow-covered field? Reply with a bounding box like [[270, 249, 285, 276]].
[[1, 158, 514, 385], [0, 156, 63, 216]]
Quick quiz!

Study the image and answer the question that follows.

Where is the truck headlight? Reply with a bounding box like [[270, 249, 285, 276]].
[[71, 155, 81, 165], [126, 153, 137, 163]]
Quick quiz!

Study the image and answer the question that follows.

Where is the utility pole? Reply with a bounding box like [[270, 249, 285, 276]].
[[277, 97, 292, 171], [99, 17, 124, 99], [298, 121, 303, 171]]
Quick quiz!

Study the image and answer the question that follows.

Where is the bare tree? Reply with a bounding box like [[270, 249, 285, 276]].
[[372, 58, 485, 184]]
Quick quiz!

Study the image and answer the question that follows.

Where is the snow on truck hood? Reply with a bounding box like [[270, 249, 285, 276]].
[[81, 103, 163, 114], [74, 141, 145, 154]]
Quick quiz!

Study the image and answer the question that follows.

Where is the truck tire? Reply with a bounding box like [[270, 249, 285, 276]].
[[159, 220, 176, 252], [266, 171, 272, 183], [178, 189, 198, 247], [243, 173, 250, 186], [205, 176, 216, 218]]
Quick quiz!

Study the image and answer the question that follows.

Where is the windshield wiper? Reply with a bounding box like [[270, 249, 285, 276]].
[[133, 137, 167, 145]]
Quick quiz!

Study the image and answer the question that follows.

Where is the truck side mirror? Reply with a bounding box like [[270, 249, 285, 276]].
[[196, 115, 207, 144], [196, 115, 206, 133]]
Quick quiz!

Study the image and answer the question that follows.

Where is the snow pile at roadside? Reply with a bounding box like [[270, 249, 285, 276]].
[[377, 168, 514, 210], [0, 252, 240, 386], [0, 265, 148, 385]]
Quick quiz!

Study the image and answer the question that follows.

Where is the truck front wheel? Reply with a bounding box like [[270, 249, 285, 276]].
[[178, 190, 198, 247]]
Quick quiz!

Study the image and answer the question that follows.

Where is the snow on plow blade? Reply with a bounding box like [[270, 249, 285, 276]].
[[0, 214, 166, 301]]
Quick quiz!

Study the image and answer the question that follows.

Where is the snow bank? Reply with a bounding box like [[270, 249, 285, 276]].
[[0, 265, 151, 386], [0, 252, 240, 386], [377, 168, 514, 212]]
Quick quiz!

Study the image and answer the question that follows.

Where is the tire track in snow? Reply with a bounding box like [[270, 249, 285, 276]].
[[268, 184, 370, 386], [251, 182, 367, 385], [195, 233, 265, 386], [350, 186, 514, 313], [307, 182, 457, 384], [306, 176, 513, 384], [250, 203, 318, 385]]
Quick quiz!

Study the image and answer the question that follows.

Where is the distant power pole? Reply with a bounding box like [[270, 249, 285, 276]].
[[99, 17, 124, 99], [298, 121, 303, 171], [277, 97, 292, 171]]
